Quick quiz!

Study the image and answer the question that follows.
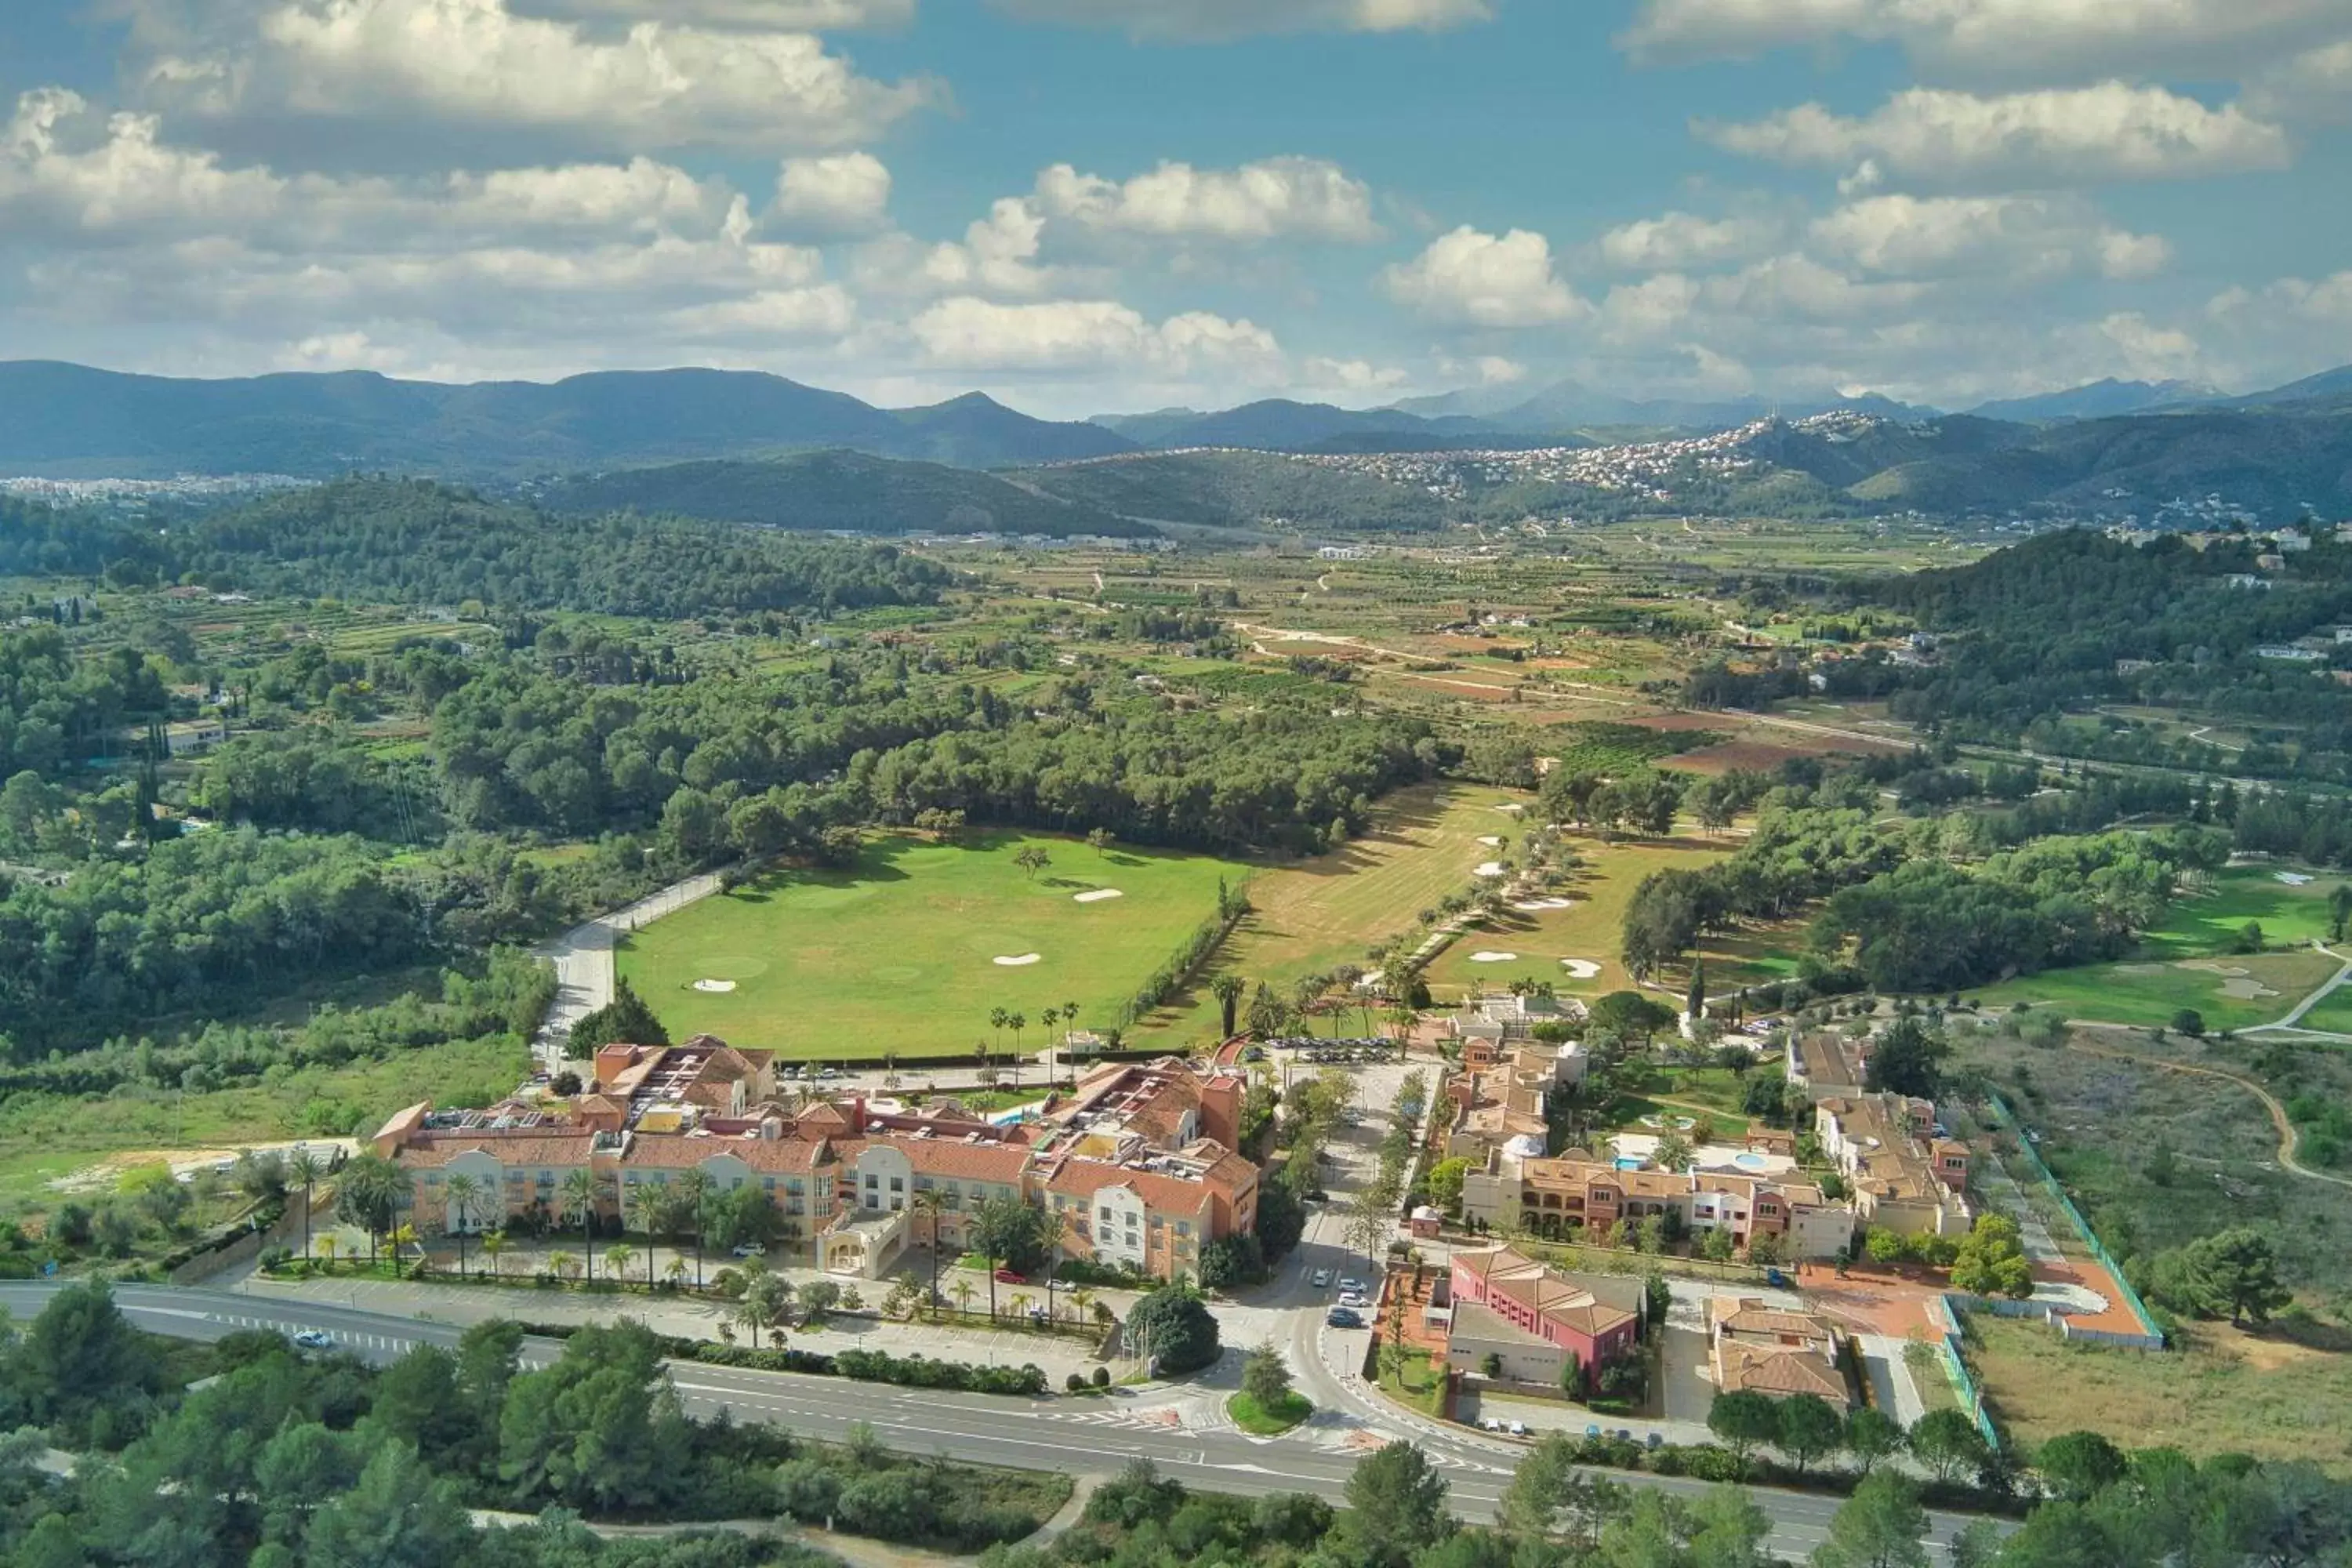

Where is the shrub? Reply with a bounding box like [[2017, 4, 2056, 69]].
[[1066, 1372, 1085, 1392], [1091, 1366, 1110, 1388]]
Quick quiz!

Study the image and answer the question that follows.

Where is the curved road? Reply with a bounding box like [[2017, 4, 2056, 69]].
[[0, 1280, 1998, 1563]]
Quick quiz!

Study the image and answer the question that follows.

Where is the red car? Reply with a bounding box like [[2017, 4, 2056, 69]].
[[992, 1267, 1025, 1283]]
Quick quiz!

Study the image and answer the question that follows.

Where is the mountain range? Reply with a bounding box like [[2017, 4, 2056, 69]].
[[0, 361, 1133, 479]]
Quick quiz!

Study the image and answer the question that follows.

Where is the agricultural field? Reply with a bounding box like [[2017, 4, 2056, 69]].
[[617, 829, 1250, 1060], [1128, 783, 1522, 1047], [1423, 829, 1737, 1003], [1965, 1312, 2352, 1472]]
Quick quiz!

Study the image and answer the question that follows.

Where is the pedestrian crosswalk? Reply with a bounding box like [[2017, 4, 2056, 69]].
[[1043, 1407, 1185, 1432]]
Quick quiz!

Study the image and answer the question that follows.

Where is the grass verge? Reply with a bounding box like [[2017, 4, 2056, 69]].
[[1227, 1390, 1313, 1435]]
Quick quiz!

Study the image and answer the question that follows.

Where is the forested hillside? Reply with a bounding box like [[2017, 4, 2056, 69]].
[[0, 480, 954, 618], [1018, 451, 1453, 530], [530, 450, 1148, 538]]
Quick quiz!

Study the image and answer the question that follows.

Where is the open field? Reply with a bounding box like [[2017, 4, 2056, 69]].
[[618, 829, 1250, 1059], [1969, 949, 2341, 1033], [0, 1033, 528, 1217], [1965, 1312, 2352, 1472], [1955, 1028, 2352, 1296], [1127, 782, 1525, 1047], [1423, 829, 1737, 1002], [2301, 986, 2352, 1036]]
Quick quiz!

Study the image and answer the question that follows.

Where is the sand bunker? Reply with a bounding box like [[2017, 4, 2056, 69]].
[[1073, 888, 1125, 903], [691, 978, 739, 993], [993, 953, 1043, 967], [2219, 977, 2280, 1000], [2276, 871, 2314, 886], [1493, 803, 1526, 815], [1468, 950, 1520, 963], [1559, 959, 1602, 979], [1515, 897, 1573, 913], [1477, 836, 1504, 848], [1474, 861, 1508, 877]]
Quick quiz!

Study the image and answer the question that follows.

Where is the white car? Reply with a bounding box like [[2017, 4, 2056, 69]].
[[1309, 1268, 1333, 1289], [291, 1329, 333, 1349], [731, 1243, 765, 1258], [1338, 1276, 1366, 1295], [1508, 1421, 1527, 1438], [1337, 1290, 1368, 1310]]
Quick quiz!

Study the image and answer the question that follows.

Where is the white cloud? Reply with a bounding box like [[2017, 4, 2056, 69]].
[[1596, 210, 1780, 270], [1031, 157, 1377, 242], [907, 296, 1282, 376], [920, 198, 1057, 296], [1300, 356, 1410, 392], [989, 0, 1490, 42], [1622, 0, 2348, 79], [1704, 83, 2292, 185], [521, 0, 916, 27], [144, 0, 935, 154], [659, 284, 858, 341], [2251, 38, 2352, 121], [1380, 226, 1587, 328], [773, 151, 892, 233], [1809, 194, 2171, 280], [0, 89, 284, 238]]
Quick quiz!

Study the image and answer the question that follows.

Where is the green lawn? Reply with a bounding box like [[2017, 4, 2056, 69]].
[[617, 829, 1250, 1060], [1969, 949, 2339, 1033], [2139, 867, 2348, 958], [1129, 782, 1526, 1047], [1227, 1390, 1313, 1435], [1377, 1349, 1447, 1418], [2301, 985, 2352, 1036], [1424, 830, 1735, 1002]]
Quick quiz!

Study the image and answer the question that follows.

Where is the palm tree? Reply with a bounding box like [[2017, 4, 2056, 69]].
[[1068, 1286, 1095, 1327], [560, 1167, 604, 1284], [317, 1234, 338, 1271], [1043, 1207, 1071, 1326], [1007, 1292, 1033, 1324], [444, 1173, 482, 1280], [285, 1149, 321, 1261], [605, 1243, 635, 1284], [911, 1189, 946, 1320], [481, 1230, 506, 1279], [550, 1250, 580, 1283], [677, 1169, 712, 1290], [664, 1255, 689, 1290], [1008, 1012, 1026, 1057], [951, 1278, 976, 1321], [989, 1008, 1007, 1053], [390, 1221, 419, 1274]]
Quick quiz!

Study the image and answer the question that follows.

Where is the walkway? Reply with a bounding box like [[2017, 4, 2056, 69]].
[[2246, 943, 2352, 1035], [531, 871, 726, 1073]]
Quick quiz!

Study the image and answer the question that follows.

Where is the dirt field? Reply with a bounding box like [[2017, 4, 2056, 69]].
[[1965, 1313, 2352, 1472]]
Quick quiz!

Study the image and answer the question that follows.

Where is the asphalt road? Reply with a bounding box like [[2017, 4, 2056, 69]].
[[0, 1280, 2001, 1563]]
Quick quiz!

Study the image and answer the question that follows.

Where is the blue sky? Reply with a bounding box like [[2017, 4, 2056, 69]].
[[2, 0, 2348, 416]]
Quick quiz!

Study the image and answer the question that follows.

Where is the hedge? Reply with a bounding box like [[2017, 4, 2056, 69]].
[[507, 1322, 1053, 1398]]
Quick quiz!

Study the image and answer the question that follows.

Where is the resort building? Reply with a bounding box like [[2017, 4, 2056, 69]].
[[1461, 1150, 1852, 1260], [1443, 1244, 1644, 1388], [373, 1047, 1259, 1283], [1708, 1298, 1853, 1407], [1813, 1094, 1972, 1239]]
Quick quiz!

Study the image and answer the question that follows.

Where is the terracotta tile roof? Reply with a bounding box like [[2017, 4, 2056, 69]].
[[577, 1095, 626, 1117], [1043, 1156, 1214, 1217], [1455, 1246, 1640, 1338], [1711, 1298, 1838, 1341], [623, 1133, 830, 1174], [397, 1133, 597, 1171], [1715, 1341, 1847, 1402], [896, 1138, 1033, 1185]]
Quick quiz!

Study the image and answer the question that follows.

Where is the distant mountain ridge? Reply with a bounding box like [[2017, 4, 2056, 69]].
[[1966, 378, 2226, 423], [0, 361, 1134, 479]]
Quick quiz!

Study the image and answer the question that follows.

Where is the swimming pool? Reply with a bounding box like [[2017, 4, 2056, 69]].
[[1733, 1152, 1769, 1171], [1613, 1156, 1644, 1171]]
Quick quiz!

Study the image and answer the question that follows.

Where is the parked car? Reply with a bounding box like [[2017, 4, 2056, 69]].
[[993, 1267, 1026, 1283], [1480, 1417, 1503, 1432], [1585, 1424, 1602, 1439], [1764, 1266, 1790, 1288], [1309, 1268, 1332, 1289], [1508, 1421, 1527, 1438], [292, 1329, 333, 1349], [1646, 1432, 1664, 1451], [731, 1243, 766, 1258], [1325, 1308, 1363, 1329], [1338, 1276, 1365, 1294], [1305, 1190, 1330, 1204], [1337, 1291, 1368, 1310]]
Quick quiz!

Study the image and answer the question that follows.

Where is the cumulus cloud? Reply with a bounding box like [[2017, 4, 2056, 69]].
[[989, 0, 1490, 42], [773, 151, 892, 233], [1595, 210, 1781, 270], [1703, 83, 2292, 186], [1031, 157, 1377, 242], [521, 0, 916, 27], [907, 296, 1282, 376], [142, 0, 935, 156], [1380, 226, 1587, 328], [1622, 0, 2348, 79], [2251, 38, 2352, 121], [1809, 194, 2171, 280], [1300, 356, 1410, 392], [919, 198, 1058, 296]]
